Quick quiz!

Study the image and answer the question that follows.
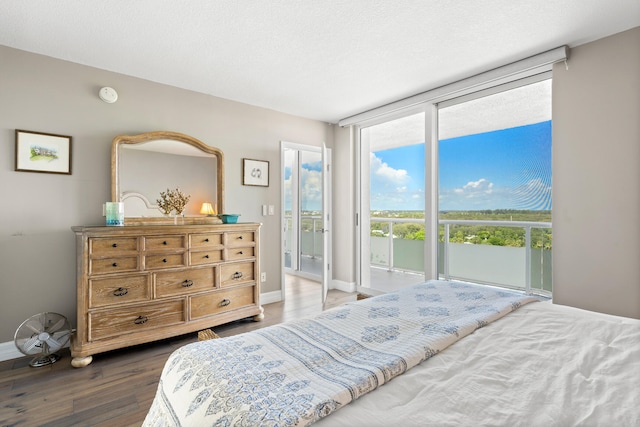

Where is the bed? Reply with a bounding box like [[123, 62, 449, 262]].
[[143, 280, 640, 426]]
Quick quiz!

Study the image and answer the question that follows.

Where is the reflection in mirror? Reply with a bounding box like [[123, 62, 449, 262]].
[[111, 131, 224, 221]]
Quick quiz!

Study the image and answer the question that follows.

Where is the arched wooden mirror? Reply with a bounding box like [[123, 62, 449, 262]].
[[111, 131, 224, 224]]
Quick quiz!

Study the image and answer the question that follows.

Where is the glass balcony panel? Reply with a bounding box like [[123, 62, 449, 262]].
[[393, 238, 424, 272], [370, 218, 551, 295], [370, 235, 389, 267]]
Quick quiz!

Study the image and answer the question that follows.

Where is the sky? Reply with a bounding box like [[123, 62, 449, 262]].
[[371, 120, 552, 211], [284, 120, 552, 213], [284, 152, 323, 212]]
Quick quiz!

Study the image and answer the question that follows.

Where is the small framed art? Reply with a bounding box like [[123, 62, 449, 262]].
[[15, 129, 72, 175], [242, 158, 269, 187]]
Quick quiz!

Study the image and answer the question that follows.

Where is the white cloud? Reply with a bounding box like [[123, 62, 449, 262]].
[[461, 178, 493, 195], [370, 153, 408, 186], [283, 165, 323, 212], [369, 153, 423, 210]]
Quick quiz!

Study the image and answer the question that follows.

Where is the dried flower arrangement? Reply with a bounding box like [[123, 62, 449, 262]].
[[156, 188, 191, 215]]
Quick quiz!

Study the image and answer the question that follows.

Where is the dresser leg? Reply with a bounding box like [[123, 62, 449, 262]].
[[71, 355, 93, 368], [253, 307, 265, 322]]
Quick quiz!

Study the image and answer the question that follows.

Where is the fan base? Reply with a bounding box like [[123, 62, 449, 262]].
[[29, 353, 62, 368]]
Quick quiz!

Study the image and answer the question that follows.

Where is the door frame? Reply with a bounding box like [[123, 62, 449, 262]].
[[280, 141, 332, 302], [354, 106, 438, 293]]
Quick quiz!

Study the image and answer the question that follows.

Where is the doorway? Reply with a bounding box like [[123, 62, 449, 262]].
[[281, 142, 331, 304]]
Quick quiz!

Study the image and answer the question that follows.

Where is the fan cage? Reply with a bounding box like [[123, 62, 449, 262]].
[[14, 312, 71, 367]]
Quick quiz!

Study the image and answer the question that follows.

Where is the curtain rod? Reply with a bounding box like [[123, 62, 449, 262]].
[[338, 45, 569, 127]]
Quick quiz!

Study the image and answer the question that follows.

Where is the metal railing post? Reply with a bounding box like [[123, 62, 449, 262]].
[[387, 219, 393, 271], [311, 218, 316, 259], [444, 223, 450, 280], [524, 225, 531, 294]]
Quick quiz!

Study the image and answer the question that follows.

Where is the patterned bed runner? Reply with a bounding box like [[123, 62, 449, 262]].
[[143, 280, 538, 427]]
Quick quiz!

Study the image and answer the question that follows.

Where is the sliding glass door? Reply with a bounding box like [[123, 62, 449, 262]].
[[357, 77, 552, 296], [437, 78, 552, 294], [358, 112, 427, 293]]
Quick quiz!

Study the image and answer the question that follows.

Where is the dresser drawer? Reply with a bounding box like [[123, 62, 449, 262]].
[[226, 246, 255, 261], [145, 253, 186, 269], [190, 286, 256, 320], [190, 250, 223, 266], [90, 237, 138, 256], [220, 261, 255, 286], [145, 235, 186, 251], [90, 256, 139, 275], [226, 231, 254, 245], [190, 233, 223, 249], [155, 267, 215, 298], [89, 275, 150, 308], [89, 300, 185, 341]]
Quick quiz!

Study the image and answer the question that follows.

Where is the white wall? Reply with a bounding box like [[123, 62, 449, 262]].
[[0, 46, 333, 343], [331, 125, 356, 289], [552, 27, 640, 318]]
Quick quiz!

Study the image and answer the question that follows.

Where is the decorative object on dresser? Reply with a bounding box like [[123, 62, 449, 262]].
[[221, 214, 240, 224], [70, 223, 263, 367], [105, 201, 124, 226], [156, 187, 191, 216]]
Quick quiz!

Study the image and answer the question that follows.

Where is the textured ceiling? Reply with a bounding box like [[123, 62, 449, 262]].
[[0, 0, 638, 123]]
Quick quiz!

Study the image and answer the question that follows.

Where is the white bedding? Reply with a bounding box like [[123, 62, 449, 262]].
[[143, 281, 538, 426], [315, 300, 640, 426]]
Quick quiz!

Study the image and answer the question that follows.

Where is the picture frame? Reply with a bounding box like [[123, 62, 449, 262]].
[[242, 158, 269, 187], [15, 129, 72, 175]]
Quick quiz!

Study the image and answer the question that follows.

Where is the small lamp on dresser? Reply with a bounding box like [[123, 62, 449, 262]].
[[200, 202, 217, 216]]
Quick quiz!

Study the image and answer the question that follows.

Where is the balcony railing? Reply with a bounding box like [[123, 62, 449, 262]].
[[285, 215, 552, 296], [284, 215, 323, 260], [371, 218, 552, 295]]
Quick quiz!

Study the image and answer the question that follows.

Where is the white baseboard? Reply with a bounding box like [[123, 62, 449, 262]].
[[331, 279, 356, 293], [0, 341, 24, 362], [0, 338, 73, 363], [261, 290, 283, 305]]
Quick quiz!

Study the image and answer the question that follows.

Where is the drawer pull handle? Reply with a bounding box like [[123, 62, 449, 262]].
[[163, 258, 168, 263], [232, 271, 243, 280], [204, 254, 210, 259], [182, 280, 194, 287], [220, 298, 231, 307], [163, 241, 168, 245], [112, 262, 118, 267], [204, 238, 209, 242], [112, 243, 118, 248], [238, 236, 243, 240], [134, 316, 148, 325], [239, 251, 244, 255], [113, 287, 128, 297]]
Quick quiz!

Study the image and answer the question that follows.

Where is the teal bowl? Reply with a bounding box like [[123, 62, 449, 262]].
[[221, 214, 239, 224]]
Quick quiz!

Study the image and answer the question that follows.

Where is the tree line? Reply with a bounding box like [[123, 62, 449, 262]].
[[370, 210, 552, 249]]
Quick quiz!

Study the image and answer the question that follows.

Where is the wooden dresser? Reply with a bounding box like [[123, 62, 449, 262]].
[[70, 223, 262, 367]]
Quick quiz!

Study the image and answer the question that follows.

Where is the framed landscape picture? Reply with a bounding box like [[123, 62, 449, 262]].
[[15, 129, 72, 174], [242, 158, 269, 187]]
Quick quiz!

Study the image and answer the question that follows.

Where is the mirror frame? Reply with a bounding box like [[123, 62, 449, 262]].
[[111, 130, 224, 219]]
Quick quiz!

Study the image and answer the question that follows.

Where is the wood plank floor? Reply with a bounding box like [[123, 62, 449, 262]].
[[0, 276, 356, 427]]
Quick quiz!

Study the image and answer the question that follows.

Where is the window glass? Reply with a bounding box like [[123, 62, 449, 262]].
[[438, 79, 552, 293]]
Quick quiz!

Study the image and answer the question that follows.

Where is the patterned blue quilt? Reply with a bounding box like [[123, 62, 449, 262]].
[[143, 280, 538, 427]]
